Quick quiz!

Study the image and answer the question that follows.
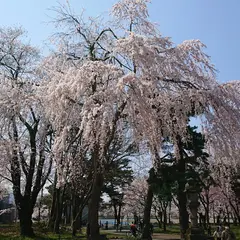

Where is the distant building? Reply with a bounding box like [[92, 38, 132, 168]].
[[0, 194, 16, 224]]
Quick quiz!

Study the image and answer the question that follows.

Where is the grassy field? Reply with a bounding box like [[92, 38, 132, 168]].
[[153, 224, 240, 239], [0, 223, 73, 240], [231, 226, 240, 239], [0, 223, 128, 240], [0, 223, 240, 239], [153, 224, 180, 234]]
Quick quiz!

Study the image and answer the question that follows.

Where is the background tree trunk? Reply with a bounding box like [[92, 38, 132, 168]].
[[71, 192, 77, 236], [168, 201, 172, 225], [155, 210, 162, 229], [163, 207, 167, 232]]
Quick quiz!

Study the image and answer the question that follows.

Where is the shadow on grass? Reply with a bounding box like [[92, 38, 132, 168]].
[[0, 224, 87, 240]]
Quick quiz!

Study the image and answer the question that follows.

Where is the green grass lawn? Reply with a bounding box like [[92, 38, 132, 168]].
[[0, 224, 73, 240], [153, 224, 240, 239], [153, 224, 180, 234], [0, 223, 239, 240], [230, 226, 240, 239], [0, 224, 127, 240]]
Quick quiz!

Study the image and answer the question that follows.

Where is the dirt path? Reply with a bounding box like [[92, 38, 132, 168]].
[[109, 233, 180, 240], [107, 230, 180, 240]]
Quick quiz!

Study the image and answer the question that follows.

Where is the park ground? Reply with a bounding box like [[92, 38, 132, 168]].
[[0, 224, 240, 240]]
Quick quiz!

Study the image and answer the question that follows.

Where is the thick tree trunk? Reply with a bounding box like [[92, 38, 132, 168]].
[[113, 204, 118, 230], [19, 201, 34, 237], [15, 188, 38, 238], [178, 187, 189, 239], [54, 187, 65, 234], [48, 172, 57, 230], [142, 184, 153, 240], [9, 111, 52, 238], [88, 173, 103, 240], [177, 136, 189, 240], [117, 204, 122, 231], [54, 188, 61, 234]]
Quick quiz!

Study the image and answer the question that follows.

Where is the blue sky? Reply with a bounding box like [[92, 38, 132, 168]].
[[0, 0, 240, 83]]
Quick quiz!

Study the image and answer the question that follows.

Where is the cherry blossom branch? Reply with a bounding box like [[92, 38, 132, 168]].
[[112, 56, 133, 71], [161, 78, 201, 90], [95, 28, 118, 42]]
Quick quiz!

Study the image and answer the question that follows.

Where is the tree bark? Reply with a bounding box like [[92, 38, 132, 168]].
[[163, 207, 167, 232], [19, 201, 34, 237], [71, 181, 92, 236], [117, 204, 122, 231], [72, 206, 83, 236], [142, 184, 153, 240], [10, 118, 52, 237], [72, 193, 82, 236], [53, 188, 61, 234], [177, 136, 189, 240], [200, 190, 210, 226], [113, 204, 118, 230], [48, 172, 57, 230], [72, 192, 77, 236], [206, 193, 210, 225], [168, 201, 171, 225], [155, 210, 162, 229], [88, 173, 103, 240], [178, 182, 189, 240], [54, 187, 65, 234], [66, 204, 71, 225], [78, 209, 83, 233]]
